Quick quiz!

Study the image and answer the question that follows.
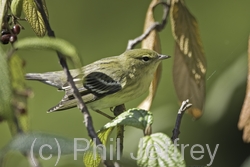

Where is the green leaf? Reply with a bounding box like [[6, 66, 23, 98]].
[[100, 108, 153, 131], [0, 132, 89, 157], [83, 127, 115, 167], [170, 0, 206, 118], [9, 54, 26, 91], [23, 0, 48, 36], [11, 0, 24, 18], [0, 0, 8, 26], [7, 54, 30, 134], [137, 133, 185, 167], [0, 45, 12, 122], [83, 108, 152, 167], [13, 37, 82, 69]]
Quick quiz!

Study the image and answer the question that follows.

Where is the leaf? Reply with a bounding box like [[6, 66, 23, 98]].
[[0, 132, 89, 158], [9, 55, 26, 91], [204, 53, 246, 125], [138, 0, 162, 110], [11, 0, 24, 18], [7, 54, 31, 135], [84, 108, 153, 167], [23, 0, 48, 36], [238, 35, 250, 142], [0, 33, 30, 136], [0, 44, 12, 122], [100, 108, 153, 131], [137, 133, 185, 167], [170, 0, 206, 118], [141, 0, 161, 52], [241, 155, 250, 167], [173, 44, 205, 118], [0, 0, 8, 27], [83, 127, 115, 167], [13, 37, 82, 69]]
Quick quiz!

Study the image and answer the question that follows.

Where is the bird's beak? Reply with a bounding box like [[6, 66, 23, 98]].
[[158, 54, 171, 60]]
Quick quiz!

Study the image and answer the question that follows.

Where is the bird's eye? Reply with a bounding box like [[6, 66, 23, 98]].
[[142, 56, 150, 62]]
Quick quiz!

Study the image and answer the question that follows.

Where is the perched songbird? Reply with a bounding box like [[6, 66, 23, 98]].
[[26, 49, 170, 114]]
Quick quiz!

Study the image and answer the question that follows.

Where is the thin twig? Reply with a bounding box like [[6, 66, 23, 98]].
[[126, 1, 170, 50], [171, 99, 192, 142], [34, 0, 101, 146]]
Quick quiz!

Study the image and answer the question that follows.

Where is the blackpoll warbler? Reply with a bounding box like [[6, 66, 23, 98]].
[[26, 49, 170, 114]]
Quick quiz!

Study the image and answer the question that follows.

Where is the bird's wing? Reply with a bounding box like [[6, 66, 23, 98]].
[[83, 72, 122, 95], [48, 72, 122, 112]]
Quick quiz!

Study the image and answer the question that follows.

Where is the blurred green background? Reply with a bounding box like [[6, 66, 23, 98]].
[[1, 0, 250, 166]]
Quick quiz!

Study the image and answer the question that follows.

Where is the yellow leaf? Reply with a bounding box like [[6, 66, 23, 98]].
[[170, 0, 206, 118], [83, 127, 115, 167]]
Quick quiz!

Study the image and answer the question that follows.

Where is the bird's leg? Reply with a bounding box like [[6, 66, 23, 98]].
[[95, 110, 114, 120], [112, 104, 126, 116]]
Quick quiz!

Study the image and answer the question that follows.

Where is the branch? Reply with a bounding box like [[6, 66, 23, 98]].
[[113, 104, 126, 156], [171, 99, 192, 142], [126, 1, 170, 50], [34, 0, 101, 146]]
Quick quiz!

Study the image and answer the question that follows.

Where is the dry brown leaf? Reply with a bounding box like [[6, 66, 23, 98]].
[[173, 43, 204, 118], [138, 0, 162, 110], [170, 0, 206, 118], [238, 35, 250, 142]]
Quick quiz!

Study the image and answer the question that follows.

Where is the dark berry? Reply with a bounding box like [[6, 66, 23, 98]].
[[12, 25, 21, 35], [9, 35, 17, 43], [1, 34, 11, 44]]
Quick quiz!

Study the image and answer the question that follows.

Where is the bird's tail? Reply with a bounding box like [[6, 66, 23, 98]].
[[26, 72, 78, 112], [25, 72, 67, 89], [47, 96, 77, 113], [26, 73, 47, 81]]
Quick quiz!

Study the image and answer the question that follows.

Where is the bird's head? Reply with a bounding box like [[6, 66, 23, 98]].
[[122, 49, 170, 73]]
